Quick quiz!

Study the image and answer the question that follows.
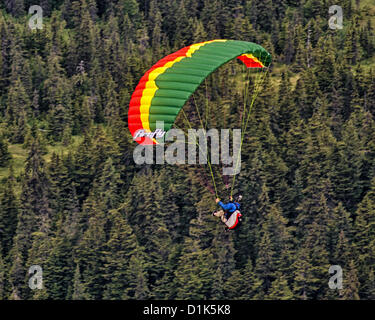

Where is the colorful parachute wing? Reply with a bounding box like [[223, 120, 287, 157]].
[[128, 40, 271, 144]]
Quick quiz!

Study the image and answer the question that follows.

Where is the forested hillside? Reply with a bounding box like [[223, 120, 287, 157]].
[[0, 0, 374, 300]]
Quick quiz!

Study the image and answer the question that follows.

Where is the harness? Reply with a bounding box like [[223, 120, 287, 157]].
[[225, 210, 242, 229]]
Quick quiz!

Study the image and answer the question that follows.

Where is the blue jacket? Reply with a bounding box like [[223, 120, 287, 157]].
[[218, 201, 237, 213]]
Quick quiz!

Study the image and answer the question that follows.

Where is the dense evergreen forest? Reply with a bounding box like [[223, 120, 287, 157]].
[[0, 0, 374, 300]]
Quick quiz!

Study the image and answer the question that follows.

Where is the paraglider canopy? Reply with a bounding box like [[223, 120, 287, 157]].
[[128, 39, 271, 145]]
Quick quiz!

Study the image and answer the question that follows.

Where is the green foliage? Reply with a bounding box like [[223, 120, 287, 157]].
[[0, 137, 11, 167], [0, 0, 374, 301]]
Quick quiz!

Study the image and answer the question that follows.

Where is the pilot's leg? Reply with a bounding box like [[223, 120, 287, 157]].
[[213, 210, 227, 222]]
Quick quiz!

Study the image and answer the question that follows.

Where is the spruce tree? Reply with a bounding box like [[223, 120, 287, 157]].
[[102, 210, 138, 299], [0, 166, 18, 256], [0, 137, 11, 167], [353, 178, 375, 297]]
